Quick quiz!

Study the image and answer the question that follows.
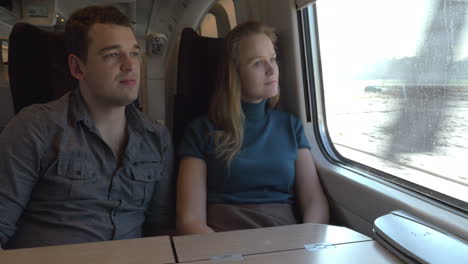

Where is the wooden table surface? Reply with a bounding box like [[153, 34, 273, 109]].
[[173, 223, 372, 262], [0, 236, 174, 264]]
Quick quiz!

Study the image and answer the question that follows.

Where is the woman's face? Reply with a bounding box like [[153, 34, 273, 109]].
[[237, 33, 278, 103]]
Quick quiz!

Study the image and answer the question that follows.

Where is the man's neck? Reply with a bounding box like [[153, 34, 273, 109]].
[[91, 105, 126, 131], [80, 90, 128, 160]]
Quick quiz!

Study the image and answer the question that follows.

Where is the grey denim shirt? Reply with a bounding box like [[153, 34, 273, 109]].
[[0, 90, 174, 249]]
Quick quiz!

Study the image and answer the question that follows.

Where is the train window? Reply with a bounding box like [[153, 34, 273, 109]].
[[301, 0, 468, 209], [200, 13, 219, 37], [1, 40, 8, 64], [199, 0, 236, 38]]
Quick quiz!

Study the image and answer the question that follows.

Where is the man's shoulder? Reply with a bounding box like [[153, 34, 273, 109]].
[[132, 110, 171, 143], [12, 94, 71, 127], [133, 109, 166, 132], [148, 119, 171, 139], [0, 94, 72, 148]]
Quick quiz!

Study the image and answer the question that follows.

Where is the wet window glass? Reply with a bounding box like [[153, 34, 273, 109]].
[[311, 0, 468, 204]]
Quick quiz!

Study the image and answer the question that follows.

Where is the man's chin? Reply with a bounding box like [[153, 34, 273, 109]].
[[122, 96, 139, 106], [102, 95, 138, 108], [119, 89, 140, 105]]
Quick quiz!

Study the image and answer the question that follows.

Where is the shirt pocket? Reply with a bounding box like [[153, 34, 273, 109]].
[[57, 156, 97, 180], [125, 161, 162, 207], [56, 155, 98, 199]]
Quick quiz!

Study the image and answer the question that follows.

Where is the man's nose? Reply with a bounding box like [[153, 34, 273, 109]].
[[121, 54, 138, 72]]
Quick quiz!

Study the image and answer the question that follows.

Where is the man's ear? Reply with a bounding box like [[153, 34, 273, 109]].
[[68, 54, 86, 80]]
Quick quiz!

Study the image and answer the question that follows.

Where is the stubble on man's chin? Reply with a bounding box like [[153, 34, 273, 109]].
[[96, 93, 138, 108], [111, 85, 140, 107]]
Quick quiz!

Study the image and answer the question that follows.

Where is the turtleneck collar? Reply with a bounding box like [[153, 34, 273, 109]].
[[241, 99, 267, 120]]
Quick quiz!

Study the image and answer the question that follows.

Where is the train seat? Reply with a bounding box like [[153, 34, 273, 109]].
[[0, 81, 14, 133], [8, 22, 76, 114], [173, 28, 224, 150]]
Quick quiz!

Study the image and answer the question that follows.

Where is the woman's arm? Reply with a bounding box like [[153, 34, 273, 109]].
[[295, 149, 329, 224], [176, 157, 215, 235]]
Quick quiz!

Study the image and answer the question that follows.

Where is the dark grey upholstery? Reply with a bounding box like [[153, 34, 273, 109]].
[[173, 28, 224, 150], [8, 22, 76, 114]]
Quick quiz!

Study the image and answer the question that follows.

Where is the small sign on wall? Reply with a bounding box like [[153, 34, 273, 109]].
[[27, 6, 49, 18], [21, 0, 58, 26]]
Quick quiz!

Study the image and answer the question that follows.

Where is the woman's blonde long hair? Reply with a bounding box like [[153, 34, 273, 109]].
[[209, 21, 280, 164]]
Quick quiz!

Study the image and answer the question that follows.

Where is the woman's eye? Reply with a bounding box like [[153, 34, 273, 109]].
[[254, 61, 264, 67]]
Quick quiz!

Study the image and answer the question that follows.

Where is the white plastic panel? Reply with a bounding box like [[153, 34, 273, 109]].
[[374, 211, 468, 264]]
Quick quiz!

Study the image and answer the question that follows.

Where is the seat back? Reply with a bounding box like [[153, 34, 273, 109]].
[[173, 28, 224, 150], [8, 22, 76, 113], [0, 82, 14, 132]]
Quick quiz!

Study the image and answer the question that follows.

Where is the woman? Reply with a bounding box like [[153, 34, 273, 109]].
[[176, 21, 329, 234]]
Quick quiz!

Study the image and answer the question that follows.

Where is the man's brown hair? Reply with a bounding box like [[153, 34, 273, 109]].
[[65, 5, 132, 63]]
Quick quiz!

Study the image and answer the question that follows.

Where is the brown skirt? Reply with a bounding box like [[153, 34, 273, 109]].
[[207, 203, 299, 232]]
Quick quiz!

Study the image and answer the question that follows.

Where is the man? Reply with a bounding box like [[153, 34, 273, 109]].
[[0, 5, 174, 249]]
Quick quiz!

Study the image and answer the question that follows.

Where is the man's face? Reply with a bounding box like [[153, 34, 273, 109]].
[[81, 23, 141, 107]]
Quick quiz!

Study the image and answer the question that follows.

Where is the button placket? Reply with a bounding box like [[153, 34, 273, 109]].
[[110, 200, 122, 239], [108, 167, 123, 201]]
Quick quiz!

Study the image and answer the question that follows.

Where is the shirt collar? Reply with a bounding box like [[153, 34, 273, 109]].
[[69, 89, 156, 134], [125, 102, 157, 135], [69, 89, 94, 129]]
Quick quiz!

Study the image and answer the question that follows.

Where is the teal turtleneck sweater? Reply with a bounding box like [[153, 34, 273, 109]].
[[178, 100, 310, 204]]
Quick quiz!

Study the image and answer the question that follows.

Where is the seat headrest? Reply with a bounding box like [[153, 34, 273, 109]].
[[8, 22, 76, 113], [176, 28, 224, 97], [173, 28, 224, 149]]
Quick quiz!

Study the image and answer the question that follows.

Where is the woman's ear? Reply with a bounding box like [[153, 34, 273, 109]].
[[68, 54, 86, 81]]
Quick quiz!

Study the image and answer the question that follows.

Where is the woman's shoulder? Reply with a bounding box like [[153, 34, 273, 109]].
[[186, 115, 216, 132], [268, 109, 300, 123]]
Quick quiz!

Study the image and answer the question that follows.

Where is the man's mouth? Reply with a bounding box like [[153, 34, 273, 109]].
[[120, 78, 137, 85]]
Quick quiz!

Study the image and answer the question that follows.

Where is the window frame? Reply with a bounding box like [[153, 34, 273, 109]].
[[298, 4, 467, 214]]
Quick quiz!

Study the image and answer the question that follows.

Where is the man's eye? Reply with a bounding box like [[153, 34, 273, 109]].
[[104, 52, 119, 58], [131, 51, 141, 57]]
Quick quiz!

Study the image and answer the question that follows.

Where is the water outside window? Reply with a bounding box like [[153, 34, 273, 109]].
[[312, 0, 468, 204]]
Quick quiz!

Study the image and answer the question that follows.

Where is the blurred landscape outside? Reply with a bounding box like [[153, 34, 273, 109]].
[[315, 0, 468, 204]]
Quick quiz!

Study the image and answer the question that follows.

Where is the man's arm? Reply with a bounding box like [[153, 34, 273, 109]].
[[0, 107, 46, 248]]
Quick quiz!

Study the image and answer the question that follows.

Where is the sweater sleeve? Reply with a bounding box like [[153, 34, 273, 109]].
[[292, 115, 311, 150], [178, 117, 212, 160]]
